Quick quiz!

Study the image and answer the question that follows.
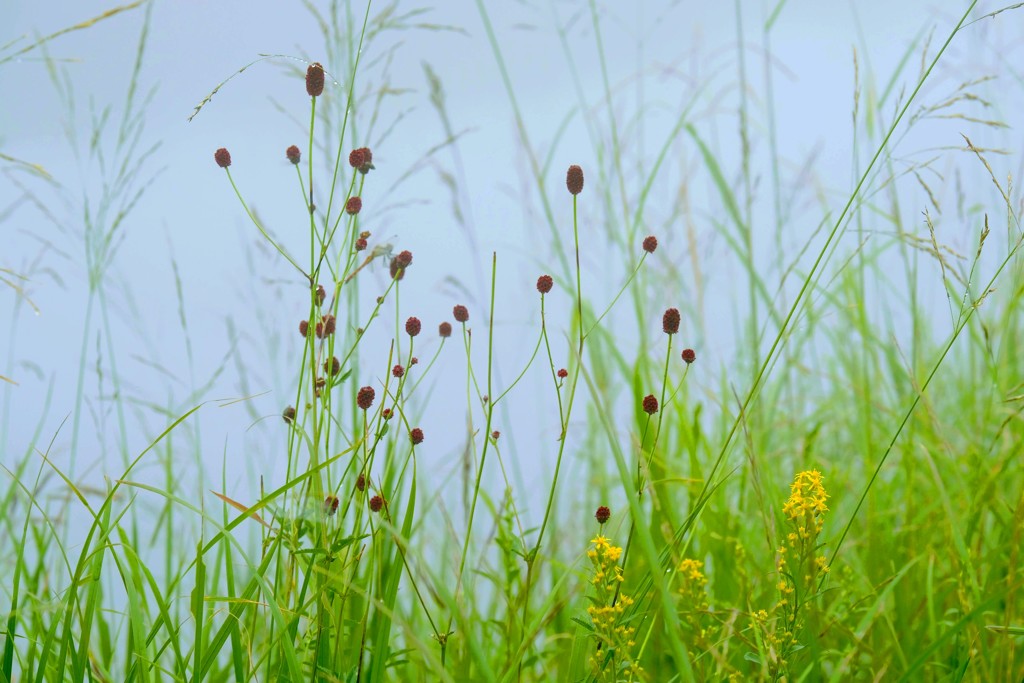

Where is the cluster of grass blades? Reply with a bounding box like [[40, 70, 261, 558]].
[[3, 1, 1024, 681]]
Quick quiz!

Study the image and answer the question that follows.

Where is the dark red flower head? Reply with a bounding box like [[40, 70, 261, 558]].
[[348, 148, 365, 168], [453, 305, 469, 323], [316, 284, 326, 305], [642, 235, 658, 253], [369, 495, 384, 513], [214, 148, 231, 168], [396, 250, 413, 268], [282, 406, 296, 423], [681, 348, 696, 364], [324, 495, 339, 516], [357, 385, 375, 410], [299, 320, 309, 337], [286, 145, 301, 165], [389, 257, 405, 281], [566, 164, 584, 195], [662, 307, 680, 335], [392, 364, 405, 378], [322, 314, 336, 336], [642, 394, 659, 415], [410, 427, 424, 444], [536, 274, 553, 294], [439, 321, 452, 338], [355, 237, 368, 251], [306, 62, 325, 97], [557, 368, 568, 379], [595, 505, 611, 525], [405, 316, 421, 337], [491, 430, 500, 440], [356, 472, 366, 491], [346, 196, 362, 215], [324, 356, 341, 376]]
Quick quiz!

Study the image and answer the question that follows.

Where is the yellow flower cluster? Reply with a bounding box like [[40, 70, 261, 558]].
[[586, 536, 644, 682], [676, 558, 710, 648]]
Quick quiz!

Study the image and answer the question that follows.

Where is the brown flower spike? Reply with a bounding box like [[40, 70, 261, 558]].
[[406, 317, 421, 337], [682, 348, 696, 364], [346, 196, 362, 215], [357, 386, 375, 410], [410, 427, 424, 445], [439, 322, 453, 338], [595, 506, 611, 525], [536, 274, 553, 294], [643, 235, 658, 253], [566, 164, 584, 195], [663, 308, 680, 335], [453, 305, 469, 323], [214, 148, 231, 168], [306, 62, 325, 97], [642, 394, 659, 415]]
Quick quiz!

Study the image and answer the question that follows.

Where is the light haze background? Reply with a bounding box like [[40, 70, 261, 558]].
[[1, 2, 1020, 518]]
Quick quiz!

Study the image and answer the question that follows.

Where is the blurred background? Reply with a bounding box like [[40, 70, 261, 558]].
[[2, 1, 1021, 516]]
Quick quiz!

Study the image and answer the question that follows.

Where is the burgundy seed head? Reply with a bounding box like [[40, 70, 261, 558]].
[[356, 472, 366, 491], [595, 505, 611, 525], [392, 364, 405, 378], [315, 321, 324, 338], [405, 317, 421, 337], [214, 148, 231, 168], [662, 307, 680, 335], [282, 406, 296, 423], [324, 356, 341, 376], [642, 235, 658, 253], [324, 495, 339, 516], [410, 427, 424, 445], [357, 385, 375, 410], [396, 250, 413, 268], [536, 274, 553, 294], [346, 196, 362, 215], [286, 145, 301, 165], [355, 237, 367, 251], [410, 356, 419, 366], [299, 320, 309, 337], [382, 408, 392, 420], [566, 164, 584, 195], [453, 305, 469, 323], [491, 430, 500, 440], [369, 495, 384, 513], [642, 394, 659, 415], [681, 348, 696, 364], [439, 321, 452, 338], [389, 257, 406, 281], [557, 368, 568, 379], [357, 147, 374, 173], [348, 148, 365, 169], [322, 314, 336, 336], [306, 62, 325, 97], [316, 284, 326, 305]]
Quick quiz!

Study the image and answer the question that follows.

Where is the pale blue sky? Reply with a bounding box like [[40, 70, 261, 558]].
[[2, 1, 1020, 515]]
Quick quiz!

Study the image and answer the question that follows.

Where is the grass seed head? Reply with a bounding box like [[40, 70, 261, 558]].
[[214, 147, 231, 168], [305, 62, 325, 97], [566, 164, 584, 195]]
